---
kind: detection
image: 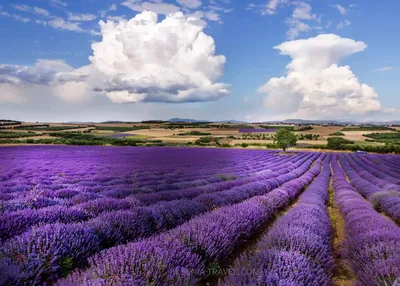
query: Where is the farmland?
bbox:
[1,122,400,154]
[0,146,399,285]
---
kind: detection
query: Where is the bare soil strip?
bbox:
[328,180,356,286]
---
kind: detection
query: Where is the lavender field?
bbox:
[0,146,399,285]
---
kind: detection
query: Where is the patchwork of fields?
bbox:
[2,123,400,154]
[0,146,399,285]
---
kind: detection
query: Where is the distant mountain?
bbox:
[283,119,342,124]
[168,118,248,123]
[363,121,400,125]
[218,120,246,123]
[67,121,95,124]
[100,121,139,124]
[168,118,210,123]
[61,119,400,126]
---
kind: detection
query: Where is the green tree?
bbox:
[275,129,297,152]
[327,137,354,150]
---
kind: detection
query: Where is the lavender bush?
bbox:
[222,155,333,285]
[1,146,399,285]
[332,156,400,285]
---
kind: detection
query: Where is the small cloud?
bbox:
[35,19,47,26]
[51,0,67,7]
[337,19,351,29]
[292,2,315,20]
[33,7,50,17]
[247,0,289,16]
[374,66,399,72]
[11,4,31,12]
[109,4,117,11]
[331,4,346,15]
[265,0,288,15]
[208,5,233,13]
[177,0,202,9]
[10,4,50,18]
[48,17,84,32]
[122,1,180,15]
[286,18,311,40]
[204,10,221,22]
[0,11,31,23]
[325,21,332,28]
[68,12,96,22]
[107,15,127,22]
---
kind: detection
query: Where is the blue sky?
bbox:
[0,0,399,122]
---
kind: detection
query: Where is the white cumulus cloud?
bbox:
[0,11,229,105]
[89,11,228,103]
[259,34,385,118]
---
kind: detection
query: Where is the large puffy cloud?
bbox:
[90,11,229,103]
[0,11,228,105]
[259,34,385,118]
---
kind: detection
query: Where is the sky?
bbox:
[0,0,399,122]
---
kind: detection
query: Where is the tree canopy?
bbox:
[275,129,297,152]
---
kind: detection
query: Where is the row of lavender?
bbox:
[0,146,277,203]
[219,154,400,286]
[331,157,400,285]
[0,146,301,213]
[0,152,315,242]
[0,148,320,285]
[339,154,400,224]
[1,146,399,285]
[57,154,325,285]
[51,153,400,285]
[222,155,333,285]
